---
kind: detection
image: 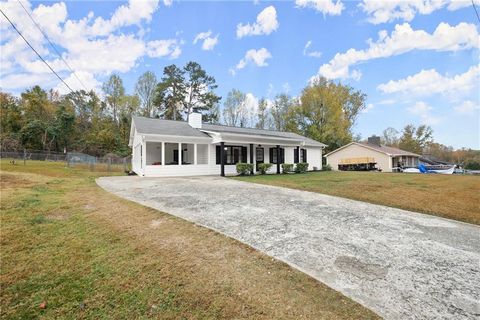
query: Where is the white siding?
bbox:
[131,131,143,175]
[307,147,322,170]
[197,144,209,164]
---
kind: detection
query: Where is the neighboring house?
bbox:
[325,136,420,172]
[129,112,326,177]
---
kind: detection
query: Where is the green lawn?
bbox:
[233,171,480,225]
[0,160,378,319]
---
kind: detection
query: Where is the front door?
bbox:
[256,147,264,171]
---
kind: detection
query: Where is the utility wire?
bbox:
[0,8,75,93]
[472,0,480,24]
[16,0,89,92]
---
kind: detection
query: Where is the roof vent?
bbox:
[188,112,202,129]
[367,135,381,146]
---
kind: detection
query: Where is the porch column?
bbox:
[220,142,225,177]
[194,143,198,165]
[141,138,146,171]
[178,143,182,166]
[161,142,165,166]
[249,143,254,174]
[276,145,280,174]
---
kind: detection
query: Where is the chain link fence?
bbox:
[1,150,131,172]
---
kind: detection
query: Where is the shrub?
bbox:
[465,160,480,170]
[258,163,273,175]
[322,164,332,171]
[281,163,294,174]
[295,162,309,173]
[236,163,253,176]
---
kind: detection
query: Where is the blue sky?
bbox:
[1,0,479,148]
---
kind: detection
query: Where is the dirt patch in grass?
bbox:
[1,160,378,319]
[233,171,480,225]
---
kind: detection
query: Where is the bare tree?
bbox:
[135,71,157,117]
[222,89,247,127]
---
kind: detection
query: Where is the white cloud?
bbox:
[295,0,344,16]
[193,31,219,51]
[315,22,479,80]
[360,0,480,24]
[147,39,182,59]
[378,65,480,97]
[454,100,480,114]
[230,48,272,75]
[407,101,441,125]
[163,0,173,6]
[378,99,396,105]
[236,6,279,38]
[303,40,322,58]
[88,0,159,36]
[54,71,102,94]
[0,0,182,93]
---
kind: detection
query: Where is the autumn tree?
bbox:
[398,124,433,154]
[286,77,366,152]
[102,74,125,124]
[0,92,22,151]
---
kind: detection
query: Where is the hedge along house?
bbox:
[129,112,326,177]
[324,136,420,172]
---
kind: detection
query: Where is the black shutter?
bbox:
[241,147,247,163]
[281,148,285,164]
[269,148,274,163]
[216,146,220,164]
[294,148,299,163]
[302,149,307,163]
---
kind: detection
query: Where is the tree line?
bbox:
[380,125,480,169]
[1,60,478,167]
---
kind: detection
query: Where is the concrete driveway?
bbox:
[97,176,480,319]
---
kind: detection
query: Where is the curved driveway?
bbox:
[97,176,480,319]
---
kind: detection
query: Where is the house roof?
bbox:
[132,116,327,147]
[201,123,327,147]
[132,116,210,138]
[325,142,420,157]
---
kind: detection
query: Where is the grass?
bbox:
[0,160,378,319]
[233,171,480,225]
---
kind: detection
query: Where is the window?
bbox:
[301,148,307,163]
[294,148,299,163]
[269,147,285,164]
[216,145,247,165]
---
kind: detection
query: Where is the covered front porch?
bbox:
[392,155,419,168]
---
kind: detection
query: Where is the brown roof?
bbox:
[358,142,420,157]
[325,142,420,157]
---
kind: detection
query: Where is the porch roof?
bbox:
[201,124,327,147]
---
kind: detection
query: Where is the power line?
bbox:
[16,0,89,92]
[0,8,75,93]
[472,0,480,24]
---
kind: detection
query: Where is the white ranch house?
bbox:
[129,112,326,177]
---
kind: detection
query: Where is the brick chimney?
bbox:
[367,135,381,146]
